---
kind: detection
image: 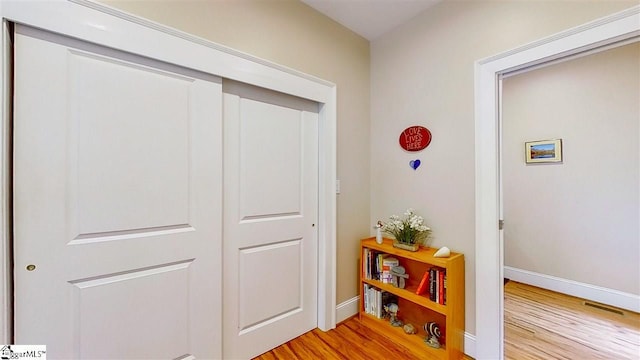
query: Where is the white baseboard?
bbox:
[504,266,640,313]
[464,332,476,358]
[336,296,359,323]
[334,295,476,358]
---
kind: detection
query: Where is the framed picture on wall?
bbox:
[525,139,563,164]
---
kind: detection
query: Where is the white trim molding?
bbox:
[475,5,639,359]
[464,332,476,359]
[504,267,640,313]
[0,0,337,345]
[336,296,359,324]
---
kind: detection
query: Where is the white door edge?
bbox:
[0,19,12,344]
[474,5,640,359]
[0,0,337,344]
[317,88,338,331]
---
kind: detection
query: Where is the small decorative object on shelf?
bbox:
[424,321,442,349]
[403,323,418,335]
[384,303,403,327]
[375,220,384,245]
[390,265,408,289]
[381,208,432,252]
[434,246,451,258]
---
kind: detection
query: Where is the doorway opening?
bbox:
[474,6,640,359]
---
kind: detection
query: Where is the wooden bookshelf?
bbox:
[359,237,465,360]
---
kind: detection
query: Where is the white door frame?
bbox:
[0,0,337,344]
[474,6,639,359]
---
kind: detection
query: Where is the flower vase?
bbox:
[392,241,419,252]
[375,228,383,244]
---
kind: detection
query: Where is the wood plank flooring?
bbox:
[505,281,640,360]
[254,281,639,359]
[252,316,460,360]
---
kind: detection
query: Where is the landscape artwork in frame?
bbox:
[525,139,562,164]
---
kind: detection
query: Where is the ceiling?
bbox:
[301,0,442,41]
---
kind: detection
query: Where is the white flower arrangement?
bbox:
[381,208,431,245]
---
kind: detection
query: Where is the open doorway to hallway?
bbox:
[501,41,640,359]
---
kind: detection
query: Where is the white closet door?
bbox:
[223,82,319,359]
[13,25,222,359]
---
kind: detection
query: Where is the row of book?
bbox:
[363,249,399,284]
[363,249,447,305]
[416,267,447,305]
[363,284,398,319]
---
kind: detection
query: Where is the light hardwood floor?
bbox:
[254,281,639,359]
[505,280,640,360]
[252,315,470,360]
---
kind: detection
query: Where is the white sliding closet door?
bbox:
[223,81,319,359]
[13,24,222,359]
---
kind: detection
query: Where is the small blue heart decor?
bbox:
[409,159,421,170]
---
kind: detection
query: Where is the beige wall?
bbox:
[101,0,638,339]
[502,43,639,295]
[100,0,371,304]
[370,0,637,335]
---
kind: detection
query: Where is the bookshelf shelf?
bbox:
[359,237,465,360]
[362,278,447,314]
[360,312,448,357]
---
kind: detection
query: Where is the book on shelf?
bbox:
[369,285,375,316]
[429,268,436,302]
[435,268,440,304]
[377,253,383,282]
[364,284,371,315]
[438,270,444,305]
[363,248,372,280]
[427,266,447,305]
[363,249,401,285]
[363,249,368,279]
[363,249,384,281]
[381,257,398,284]
[443,272,447,305]
[416,271,429,295]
